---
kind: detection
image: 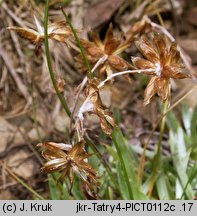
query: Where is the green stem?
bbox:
[148,99,169,196]
[157,100,169,157]
[112,129,133,199]
[61,9,93,78]
[44,0,71,117]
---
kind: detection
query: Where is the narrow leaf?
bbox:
[112,128,147,200]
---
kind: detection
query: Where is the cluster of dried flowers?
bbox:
[7,14,191,198]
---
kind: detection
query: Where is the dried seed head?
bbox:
[133,34,191,105]
[38,141,99,194]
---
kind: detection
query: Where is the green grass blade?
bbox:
[181,161,197,199]
[156,171,172,199]
[191,106,197,161]
[182,103,192,136]
[48,174,59,200]
[61,182,71,200]
[169,128,194,199]
[166,111,180,133]
[116,162,130,199]
[191,105,197,147]
[112,127,147,200]
[71,177,85,200]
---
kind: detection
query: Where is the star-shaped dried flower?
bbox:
[38,141,99,193]
[132,34,191,105]
[75,24,133,77]
[7,15,72,54]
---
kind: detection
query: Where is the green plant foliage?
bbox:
[167,104,197,199]
[112,128,147,200]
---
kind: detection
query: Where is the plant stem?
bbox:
[61,9,93,78]
[146,58,170,195]
[44,0,71,117]
[112,128,133,199]
[156,12,165,27]
[148,98,169,196]
[148,77,171,197]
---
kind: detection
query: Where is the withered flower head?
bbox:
[132,34,191,105]
[7,15,72,54]
[75,24,132,77]
[39,141,99,192]
[85,78,116,135]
